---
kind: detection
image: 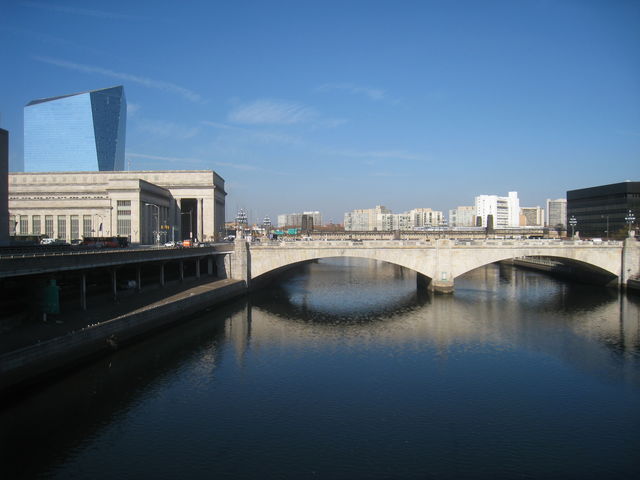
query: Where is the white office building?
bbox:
[475,191,520,228]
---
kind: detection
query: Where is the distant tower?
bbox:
[262,216,271,228]
[236,208,248,226]
[24,86,126,172]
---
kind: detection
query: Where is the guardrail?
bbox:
[0,243,232,259]
[249,239,623,248]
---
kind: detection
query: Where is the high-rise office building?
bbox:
[24,86,126,172]
[567,182,640,238]
[545,198,567,229]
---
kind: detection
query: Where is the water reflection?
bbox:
[1,259,639,479]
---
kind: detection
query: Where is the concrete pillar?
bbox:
[80,273,87,311]
[160,263,165,287]
[208,256,213,276]
[179,261,184,282]
[621,237,640,288]
[136,266,141,292]
[198,198,204,241]
[431,238,454,294]
[230,237,250,285]
[216,255,228,278]
[196,257,201,278]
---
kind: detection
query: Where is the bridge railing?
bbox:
[249,238,623,248]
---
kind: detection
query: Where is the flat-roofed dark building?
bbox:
[567,181,640,238]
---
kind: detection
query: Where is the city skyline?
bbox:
[1,1,638,223]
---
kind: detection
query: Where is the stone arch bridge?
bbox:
[226,238,639,293]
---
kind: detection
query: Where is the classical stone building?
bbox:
[8,170,226,244]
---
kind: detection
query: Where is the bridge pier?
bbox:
[429,280,454,294]
[417,273,454,294]
[416,272,454,294]
[622,236,640,288]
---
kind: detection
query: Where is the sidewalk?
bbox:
[0,276,241,355]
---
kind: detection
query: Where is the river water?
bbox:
[1,258,639,479]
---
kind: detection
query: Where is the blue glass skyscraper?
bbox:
[24,86,126,172]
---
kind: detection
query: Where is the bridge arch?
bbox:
[249,248,436,282]
[451,249,620,281]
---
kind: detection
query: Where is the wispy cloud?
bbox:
[214,161,263,172]
[317,83,386,101]
[20,1,137,20]
[127,102,141,116]
[329,149,426,161]
[33,56,202,102]
[126,152,205,167]
[228,99,317,125]
[136,118,201,139]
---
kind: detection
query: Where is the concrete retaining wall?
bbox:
[0,279,246,394]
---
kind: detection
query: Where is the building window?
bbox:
[83,215,92,237]
[32,215,41,235]
[57,216,67,240]
[70,215,79,240]
[9,215,16,235]
[117,200,132,237]
[45,215,54,238]
[20,215,29,235]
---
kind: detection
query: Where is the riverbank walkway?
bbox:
[0,276,242,355]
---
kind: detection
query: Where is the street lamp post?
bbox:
[625,210,636,237]
[144,203,160,246]
[569,215,577,238]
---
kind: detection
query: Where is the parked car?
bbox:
[163,241,177,247]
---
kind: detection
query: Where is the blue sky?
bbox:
[1,0,638,223]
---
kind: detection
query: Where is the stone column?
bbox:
[230,237,250,286]
[136,266,142,292]
[216,254,228,279]
[199,198,204,241]
[621,237,640,288]
[196,257,201,278]
[430,238,454,293]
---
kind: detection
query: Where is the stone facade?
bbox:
[8,170,226,244]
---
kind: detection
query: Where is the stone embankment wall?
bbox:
[0,279,246,394]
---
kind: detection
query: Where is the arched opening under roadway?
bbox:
[455,255,618,287]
